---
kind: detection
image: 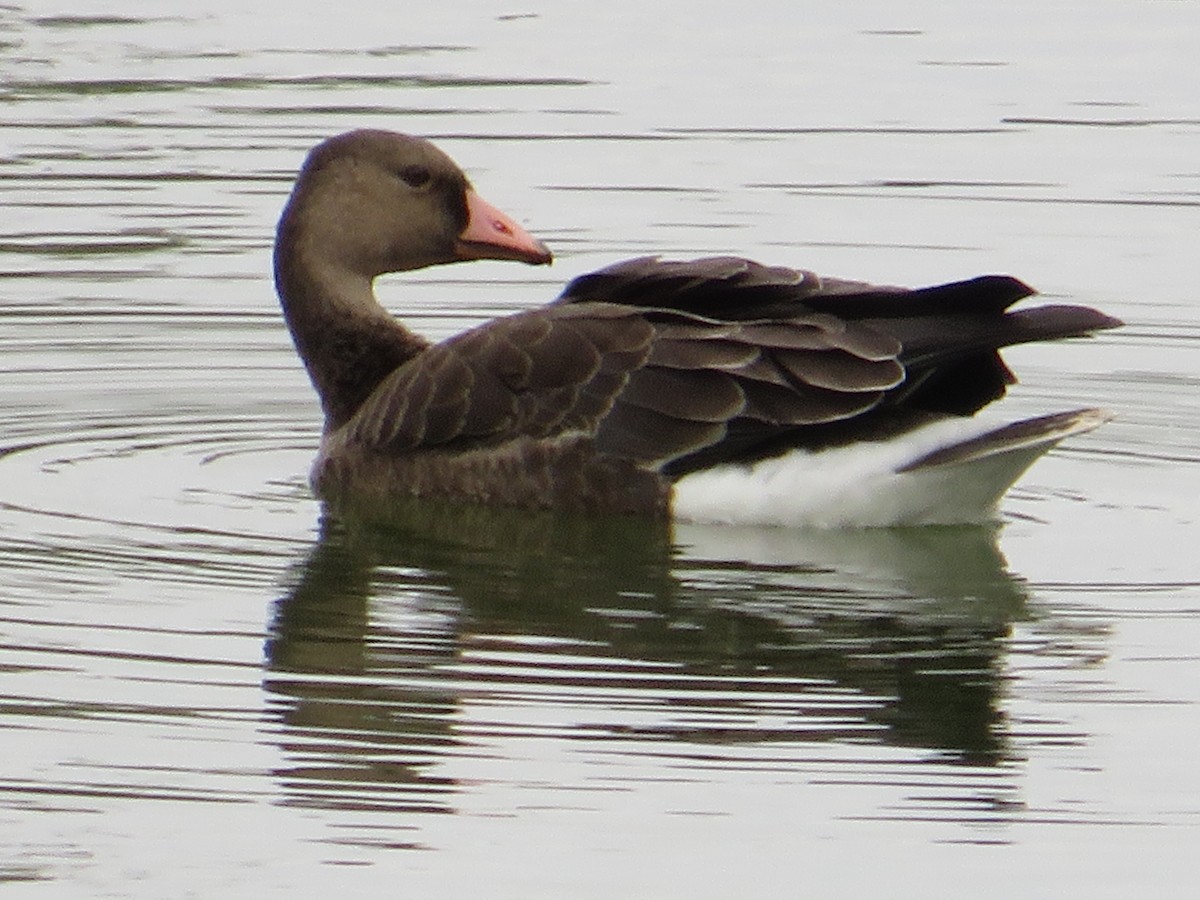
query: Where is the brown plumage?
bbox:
[274,129,1121,519]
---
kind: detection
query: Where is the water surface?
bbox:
[1,1,1197,896]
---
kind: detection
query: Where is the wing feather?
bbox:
[618,367,746,422]
[774,349,905,392]
[593,402,727,464]
[341,256,1117,477]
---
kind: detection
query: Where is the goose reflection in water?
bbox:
[263,503,1028,819]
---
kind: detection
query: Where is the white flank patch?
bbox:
[672,416,1066,529]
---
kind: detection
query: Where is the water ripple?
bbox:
[0,2,1197,890]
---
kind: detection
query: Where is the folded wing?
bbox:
[346,256,1120,476]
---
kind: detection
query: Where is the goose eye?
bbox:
[397,165,432,188]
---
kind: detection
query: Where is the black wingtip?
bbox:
[1009,304,1124,341]
[906,274,1037,314]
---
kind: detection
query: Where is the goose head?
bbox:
[275,129,552,285]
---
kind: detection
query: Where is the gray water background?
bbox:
[1,1,1198,896]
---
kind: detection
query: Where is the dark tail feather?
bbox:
[874,304,1122,369]
[870,304,1120,416]
[1005,304,1124,343]
[801,274,1036,318]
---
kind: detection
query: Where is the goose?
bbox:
[274,129,1120,527]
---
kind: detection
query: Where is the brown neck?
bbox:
[274,231,429,434]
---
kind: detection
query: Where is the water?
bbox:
[1,1,1198,896]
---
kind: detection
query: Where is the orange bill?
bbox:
[455,190,552,265]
